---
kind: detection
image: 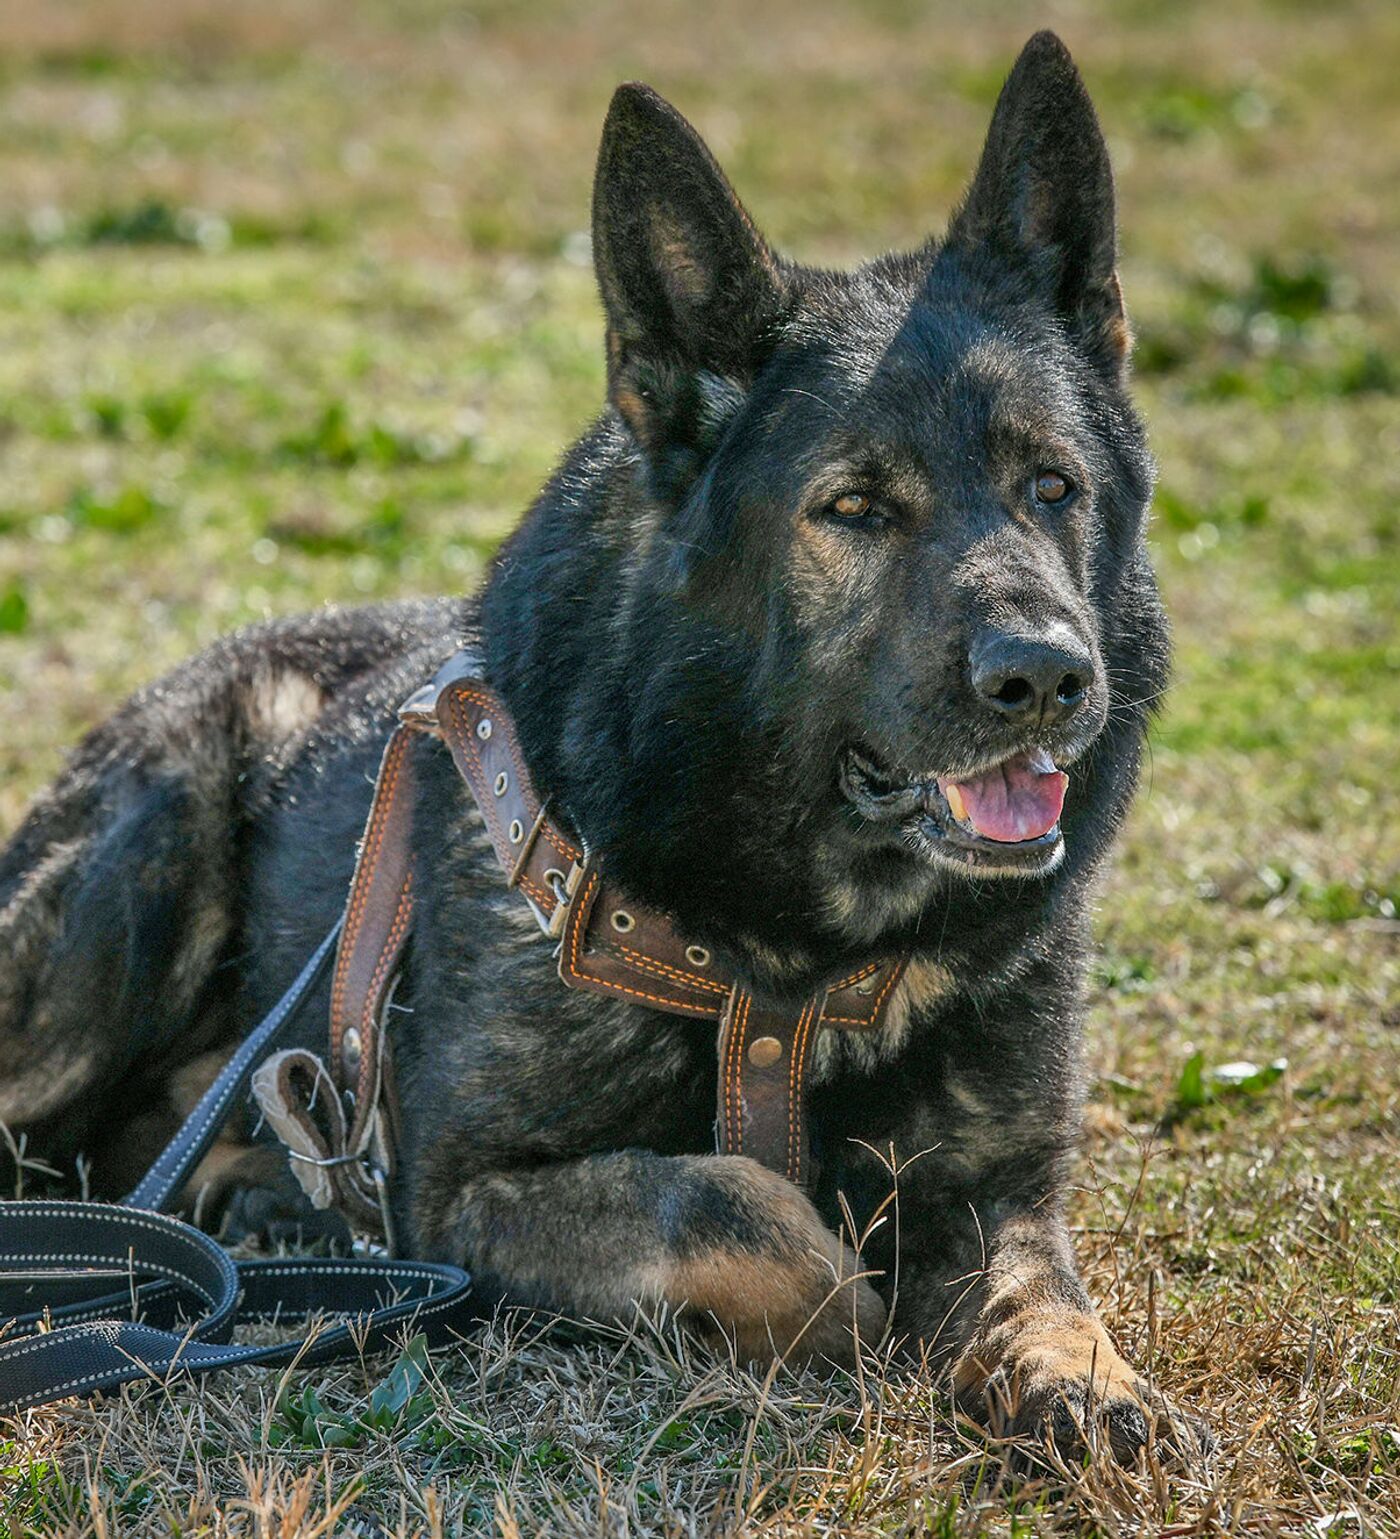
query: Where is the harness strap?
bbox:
[399,652,584,936]
[265,651,909,1232]
[717,985,830,1186]
[407,660,908,1191]
[3,649,907,1412]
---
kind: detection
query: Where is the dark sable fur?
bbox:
[0,34,1208,1465]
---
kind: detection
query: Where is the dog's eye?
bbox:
[1033,471,1073,506]
[830,492,872,519]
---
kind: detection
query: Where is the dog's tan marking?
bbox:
[242,667,325,744]
[0,1049,98,1126]
[165,896,233,1016]
[648,1162,885,1363]
[1103,273,1132,363]
[181,1141,283,1225]
[953,1212,1146,1436]
[168,1049,234,1115]
[955,1300,1135,1401]
[165,1047,282,1220]
[655,1241,884,1364]
[810,956,954,1082]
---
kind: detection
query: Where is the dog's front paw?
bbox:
[957,1326,1213,1473]
[977,1365,1213,1472]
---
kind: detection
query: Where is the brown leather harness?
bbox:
[252,652,905,1247]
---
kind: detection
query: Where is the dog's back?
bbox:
[0,597,463,1206]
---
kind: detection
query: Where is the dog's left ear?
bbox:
[945,32,1128,379]
[593,83,783,496]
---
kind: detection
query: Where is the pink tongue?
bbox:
[944,754,1068,843]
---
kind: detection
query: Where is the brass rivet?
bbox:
[685,945,711,968]
[508,819,524,843]
[494,771,509,796]
[610,910,635,933]
[748,1035,783,1068]
[476,718,492,740]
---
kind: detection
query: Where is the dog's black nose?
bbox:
[971,630,1093,727]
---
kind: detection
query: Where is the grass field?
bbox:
[1,0,1398,1533]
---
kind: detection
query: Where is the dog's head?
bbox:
[512,33,1167,957]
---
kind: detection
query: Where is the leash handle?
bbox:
[0,1200,474,1415]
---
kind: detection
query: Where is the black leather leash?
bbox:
[0,921,477,1415]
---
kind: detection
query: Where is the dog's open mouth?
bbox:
[840,745,1069,874]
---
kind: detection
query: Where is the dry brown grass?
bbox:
[5,1151,1396,1537]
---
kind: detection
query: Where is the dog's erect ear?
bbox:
[593,83,783,492]
[945,32,1128,377]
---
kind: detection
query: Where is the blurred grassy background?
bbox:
[1,0,1397,1532]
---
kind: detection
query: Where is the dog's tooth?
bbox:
[945,782,969,822]
[1027,747,1057,774]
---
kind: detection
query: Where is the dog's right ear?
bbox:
[944,33,1128,380]
[592,84,783,495]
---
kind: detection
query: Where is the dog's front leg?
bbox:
[905,1206,1211,1468]
[418,1150,885,1364]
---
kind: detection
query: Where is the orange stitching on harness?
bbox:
[798,996,820,1177]
[331,729,406,1060]
[720,993,733,1153]
[820,959,903,1026]
[440,691,504,851]
[736,992,754,1154]
[786,997,816,1181]
[829,961,882,992]
[362,875,414,1034]
[568,869,599,977]
[602,940,729,995]
[723,991,739,1154]
[451,686,582,863]
[440,686,583,879]
[562,870,718,1012]
[355,871,414,1104]
[736,994,749,1152]
[720,989,739,1154]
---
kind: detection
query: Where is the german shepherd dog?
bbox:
[0,34,1210,1465]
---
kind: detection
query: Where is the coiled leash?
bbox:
[2,651,905,1413]
[0,923,477,1415]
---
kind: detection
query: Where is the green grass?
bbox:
[2,0,1398,1533]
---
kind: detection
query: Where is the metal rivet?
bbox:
[610,910,635,933]
[508,819,524,844]
[343,1026,362,1063]
[748,1035,783,1068]
[685,945,711,968]
[854,980,875,996]
[494,771,509,796]
[476,718,492,740]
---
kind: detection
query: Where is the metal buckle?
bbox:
[397,679,445,735]
[398,652,484,733]
[521,857,584,939]
[505,801,553,889]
